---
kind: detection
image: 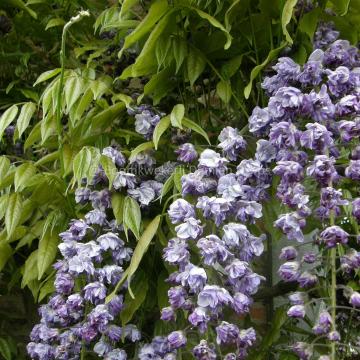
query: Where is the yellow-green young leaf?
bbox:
[123,196,141,239]
[73,146,101,185]
[100,154,117,188]
[38,277,55,302]
[0,243,12,271]
[187,49,206,86]
[129,141,154,162]
[153,115,170,150]
[112,193,126,225]
[126,215,161,296]
[16,102,36,139]
[21,250,39,288]
[74,87,93,121]
[191,7,232,49]
[0,194,9,220]
[4,225,27,243]
[170,104,184,128]
[173,38,187,73]
[282,0,298,44]
[35,151,59,167]
[0,156,10,178]
[330,0,351,15]
[121,270,149,324]
[216,80,232,103]
[24,122,41,150]
[5,193,22,239]
[45,17,65,30]
[90,77,111,100]
[91,102,126,130]
[182,117,210,144]
[221,55,243,80]
[40,115,56,143]
[160,171,174,201]
[8,0,37,18]
[119,0,169,56]
[0,105,18,140]
[38,230,59,279]
[64,75,83,113]
[244,43,286,99]
[33,68,61,86]
[14,162,36,191]
[120,0,139,18]
[174,166,185,192]
[0,170,14,192]
[62,144,74,176]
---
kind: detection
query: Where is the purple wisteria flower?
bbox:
[217,127,246,161]
[198,149,228,177]
[175,143,198,162]
[319,225,349,248]
[287,305,305,318]
[278,261,300,282]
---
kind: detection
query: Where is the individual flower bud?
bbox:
[167,331,187,350]
[327,331,340,341]
[302,252,317,264]
[175,143,198,163]
[279,246,298,260]
[287,305,305,318]
[278,261,300,282]
[350,291,360,307]
[319,226,349,248]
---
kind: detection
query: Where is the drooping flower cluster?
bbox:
[139,129,269,359]
[249,24,360,358]
[27,144,173,360]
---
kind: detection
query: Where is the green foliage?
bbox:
[1,0,360,357]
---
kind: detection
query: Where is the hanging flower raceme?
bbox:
[139,128,269,360]
[248,22,360,358]
[27,143,171,360]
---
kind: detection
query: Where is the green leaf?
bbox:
[33,68,61,86]
[62,144,74,176]
[5,193,22,239]
[160,171,175,201]
[45,17,65,30]
[120,270,149,324]
[100,154,117,188]
[299,8,320,40]
[224,0,241,30]
[170,104,184,129]
[126,215,160,296]
[174,167,185,193]
[119,0,169,57]
[0,156,10,179]
[21,250,39,288]
[74,87,93,121]
[73,146,101,186]
[0,338,12,360]
[173,38,187,73]
[0,105,18,140]
[153,115,170,150]
[38,278,55,302]
[64,75,83,113]
[191,7,232,49]
[221,55,243,80]
[330,0,351,15]
[90,102,126,130]
[37,230,58,280]
[24,120,41,150]
[129,141,154,162]
[187,49,206,86]
[244,43,286,99]
[0,243,12,272]
[282,0,298,44]
[216,80,232,103]
[7,0,37,18]
[15,102,36,139]
[126,11,174,78]
[123,196,141,239]
[112,193,126,225]
[182,117,210,144]
[120,0,139,18]
[14,162,36,192]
